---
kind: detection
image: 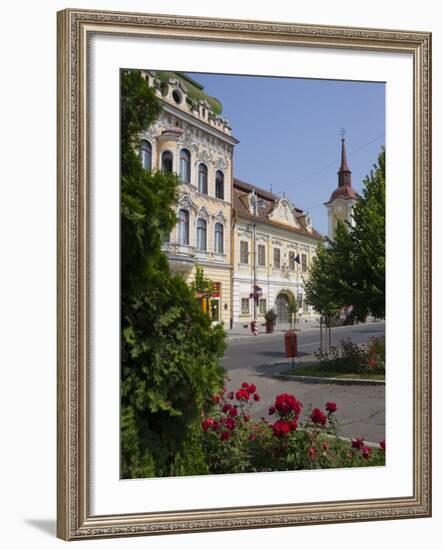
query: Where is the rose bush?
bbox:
[314,337,385,376]
[201,383,386,474]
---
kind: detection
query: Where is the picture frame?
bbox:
[57,8,431,540]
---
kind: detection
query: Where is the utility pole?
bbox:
[251,189,258,334]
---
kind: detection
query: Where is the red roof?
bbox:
[328,185,358,202]
[233,178,324,240]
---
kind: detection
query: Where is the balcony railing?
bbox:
[162,242,196,257]
[162,242,227,264]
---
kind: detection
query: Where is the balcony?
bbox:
[162,242,228,270]
[162,242,196,273]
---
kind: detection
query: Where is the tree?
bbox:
[305,148,385,321]
[349,148,385,320]
[189,265,216,298]
[120,70,226,479]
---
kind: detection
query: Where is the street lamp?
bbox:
[250,189,258,335]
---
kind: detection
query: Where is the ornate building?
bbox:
[139,71,238,325]
[325,137,358,240]
[232,179,324,327]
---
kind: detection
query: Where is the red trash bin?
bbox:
[284,331,298,357]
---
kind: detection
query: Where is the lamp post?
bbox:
[251,189,257,334]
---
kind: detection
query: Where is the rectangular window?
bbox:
[259,298,267,315]
[257,244,266,267]
[240,241,249,264]
[274,247,280,268]
[302,253,308,273]
[289,251,295,270]
[241,298,250,314]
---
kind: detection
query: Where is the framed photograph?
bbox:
[57,8,431,540]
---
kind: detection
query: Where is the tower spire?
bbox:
[338,135,352,187]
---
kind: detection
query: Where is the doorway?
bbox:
[275,293,290,324]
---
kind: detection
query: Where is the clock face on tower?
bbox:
[336,205,343,213]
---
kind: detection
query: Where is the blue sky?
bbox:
[187,72,385,236]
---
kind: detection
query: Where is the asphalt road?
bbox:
[222,321,386,371]
[220,322,386,443]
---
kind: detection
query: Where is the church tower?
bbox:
[325,136,357,240]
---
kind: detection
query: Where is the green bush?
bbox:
[314,337,385,375]
[120,69,226,479]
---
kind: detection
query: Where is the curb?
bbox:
[273,373,385,386]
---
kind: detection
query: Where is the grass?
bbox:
[281,361,385,381]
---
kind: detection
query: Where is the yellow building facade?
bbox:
[139,71,238,326]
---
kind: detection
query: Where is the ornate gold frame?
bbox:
[57,8,431,540]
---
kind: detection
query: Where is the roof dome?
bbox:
[328,185,357,202]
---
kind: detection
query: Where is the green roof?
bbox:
[156,71,223,115]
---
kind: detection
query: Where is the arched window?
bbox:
[178,209,189,245]
[161,151,173,173]
[196,218,207,251]
[214,223,224,253]
[198,163,208,194]
[139,140,152,171]
[215,170,224,199]
[179,149,191,183]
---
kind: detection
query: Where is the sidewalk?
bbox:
[226,319,320,340]
[226,317,382,340]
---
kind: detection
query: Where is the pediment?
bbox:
[177,193,197,212]
[268,198,300,228]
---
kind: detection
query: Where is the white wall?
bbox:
[0,1,440,549]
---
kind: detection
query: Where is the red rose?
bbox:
[222,403,232,413]
[253,393,260,401]
[268,406,276,415]
[241,382,249,389]
[274,393,302,416]
[228,391,234,399]
[288,420,298,431]
[235,389,250,401]
[229,406,238,417]
[362,446,372,459]
[249,433,257,441]
[380,439,386,451]
[323,441,329,451]
[311,408,327,426]
[220,431,230,441]
[325,401,337,413]
[272,420,291,437]
[212,394,221,404]
[247,384,257,394]
[308,447,318,460]
[202,418,215,431]
[351,437,365,449]
[224,417,236,430]
[243,413,250,422]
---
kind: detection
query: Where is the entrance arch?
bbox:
[275,292,292,324]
